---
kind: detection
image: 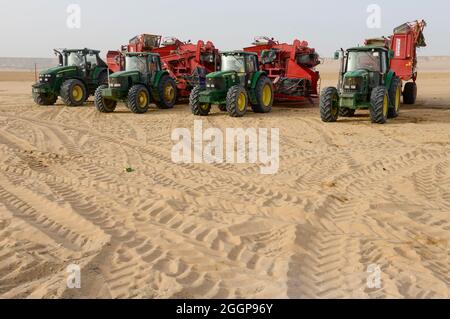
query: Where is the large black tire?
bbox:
[370,86,389,124]
[226,86,248,118]
[32,92,57,106]
[156,75,177,109]
[339,107,355,117]
[403,82,417,105]
[60,79,87,107]
[94,85,117,113]
[388,77,402,119]
[320,87,340,122]
[251,76,273,113]
[128,85,150,114]
[190,86,211,116]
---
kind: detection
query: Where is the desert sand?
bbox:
[0,59,449,298]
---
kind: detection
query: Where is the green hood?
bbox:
[110,70,140,79]
[344,69,369,78]
[206,70,237,79]
[40,65,78,76]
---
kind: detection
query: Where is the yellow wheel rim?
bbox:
[395,86,401,112]
[383,94,388,117]
[164,84,175,101]
[237,92,246,111]
[200,103,209,110]
[72,85,83,102]
[262,84,272,106]
[138,91,148,107]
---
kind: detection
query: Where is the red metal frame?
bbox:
[389,20,427,83]
[107,35,220,98]
[244,37,321,102]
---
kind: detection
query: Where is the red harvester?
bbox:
[107,34,220,99]
[244,37,321,102]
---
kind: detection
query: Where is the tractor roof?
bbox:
[347,45,389,52]
[60,48,101,54]
[125,52,160,57]
[222,51,257,56]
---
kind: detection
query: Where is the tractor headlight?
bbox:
[343,77,363,92]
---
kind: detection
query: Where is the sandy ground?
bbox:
[0,67,449,299]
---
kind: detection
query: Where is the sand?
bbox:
[0,61,449,298]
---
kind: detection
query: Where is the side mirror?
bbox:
[389,51,395,59]
[334,51,340,60]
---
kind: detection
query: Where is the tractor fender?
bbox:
[384,71,396,90]
[153,70,170,88]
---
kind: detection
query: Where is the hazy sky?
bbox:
[0,0,448,58]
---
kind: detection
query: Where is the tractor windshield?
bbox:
[65,52,85,67]
[125,56,148,73]
[346,51,381,72]
[221,55,245,73]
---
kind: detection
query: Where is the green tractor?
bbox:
[189,51,274,117]
[94,52,177,114]
[32,49,110,106]
[320,45,402,124]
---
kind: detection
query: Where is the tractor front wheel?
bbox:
[218,104,227,112]
[403,82,417,105]
[33,92,57,106]
[61,79,87,107]
[190,86,211,116]
[252,76,273,113]
[370,86,389,124]
[128,85,150,114]
[388,77,402,118]
[156,75,177,109]
[226,86,248,118]
[94,85,117,113]
[320,87,340,122]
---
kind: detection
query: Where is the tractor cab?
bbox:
[54,49,106,77]
[124,52,162,74]
[339,47,392,96]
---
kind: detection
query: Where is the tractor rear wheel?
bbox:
[370,86,389,124]
[190,86,211,116]
[339,108,355,117]
[252,76,273,113]
[320,87,340,122]
[403,82,417,105]
[33,92,57,106]
[156,75,177,109]
[128,85,150,114]
[388,77,402,118]
[61,79,87,107]
[226,86,248,118]
[94,85,117,113]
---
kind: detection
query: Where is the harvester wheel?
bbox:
[226,86,248,118]
[32,92,57,106]
[339,108,355,117]
[61,79,87,107]
[388,77,402,118]
[156,75,177,109]
[252,76,273,113]
[403,82,417,105]
[370,86,389,124]
[94,85,117,113]
[190,86,210,116]
[128,85,150,114]
[320,87,340,122]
